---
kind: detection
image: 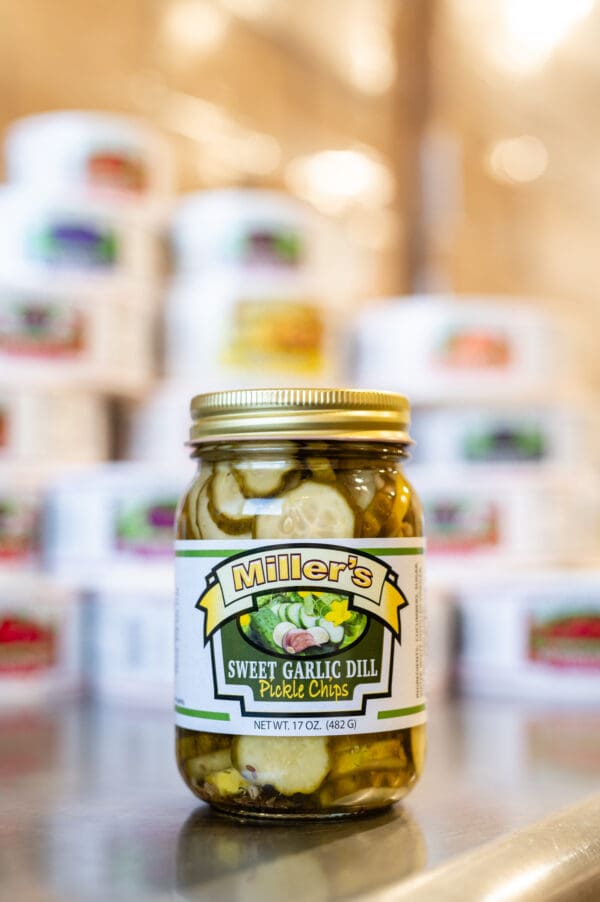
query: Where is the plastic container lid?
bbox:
[0,185,162,288]
[162,269,343,386]
[43,462,187,587]
[0,569,76,601]
[354,294,584,406]
[456,568,600,702]
[0,278,156,398]
[171,189,312,272]
[127,380,199,464]
[5,110,174,205]
[0,571,81,707]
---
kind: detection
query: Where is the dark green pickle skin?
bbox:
[176,441,425,819]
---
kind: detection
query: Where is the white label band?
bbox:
[175,537,425,737]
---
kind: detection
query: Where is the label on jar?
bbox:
[175,538,425,737]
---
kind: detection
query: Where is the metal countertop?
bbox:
[1,697,599,901]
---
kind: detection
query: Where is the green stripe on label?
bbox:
[177,547,424,558]
[175,705,231,721]
[364,547,424,556]
[377,703,426,720]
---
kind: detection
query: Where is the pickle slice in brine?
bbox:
[330,738,406,777]
[339,470,378,511]
[382,478,412,537]
[205,767,249,797]
[306,457,337,484]
[254,480,356,539]
[182,463,213,539]
[410,724,426,778]
[232,461,297,498]
[197,474,253,538]
[360,476,396,537]
[232,735,331,795]
[212,465,250,516]
[185,749,232,782]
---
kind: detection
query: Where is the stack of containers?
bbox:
[45,463,184,708]
[354,295,600,700]
[112,189,346,705]
[0,111,174,707]
[129,189,344,465]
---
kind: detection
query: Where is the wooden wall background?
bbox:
[427,2,600,327]
[0,0,596,344]
[0,0,431,299]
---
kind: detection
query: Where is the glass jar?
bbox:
[175,388,426,819]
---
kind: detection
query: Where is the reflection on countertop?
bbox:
[177,807,426,902]
[0,698,599,902]
[177,805,426,902]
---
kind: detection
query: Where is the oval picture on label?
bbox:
[238,589,367,658]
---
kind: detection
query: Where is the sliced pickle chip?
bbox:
[330,738,405,777]
[197,476,253,539]
[232,461,297,498]
[382,478,412,537]
[346,471,378,511]
[232,735,330,795]
[306,457,337,484]
[184,482,203,540]
[360,477,396,538]
[177,734,200,760]
[254,481,355,539]
[176,729,231,760]
[205,767,249,797]
[410,724,426,778]
[212,465,248,517]
[182,463,213,539]
[186,749,232,782]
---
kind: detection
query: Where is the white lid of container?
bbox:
[0,278,156,401]
[171,188,312,272]
[354,294,584,405]
[0,270,160,318]
[358,293,556,324]
[166,263,319,298]
[458,565,600,597]
[456,567,600,701]
[86,564,174,598]
[5,111,174,203]
[45,460,187,498]
[127,379,199,464]
[0,183,158,229]
[0,461,93,488]
[0,185,162,293]
[0,570,77,606]
[0,392,115,465]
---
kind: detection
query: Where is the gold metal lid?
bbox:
[189,388,411,444]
